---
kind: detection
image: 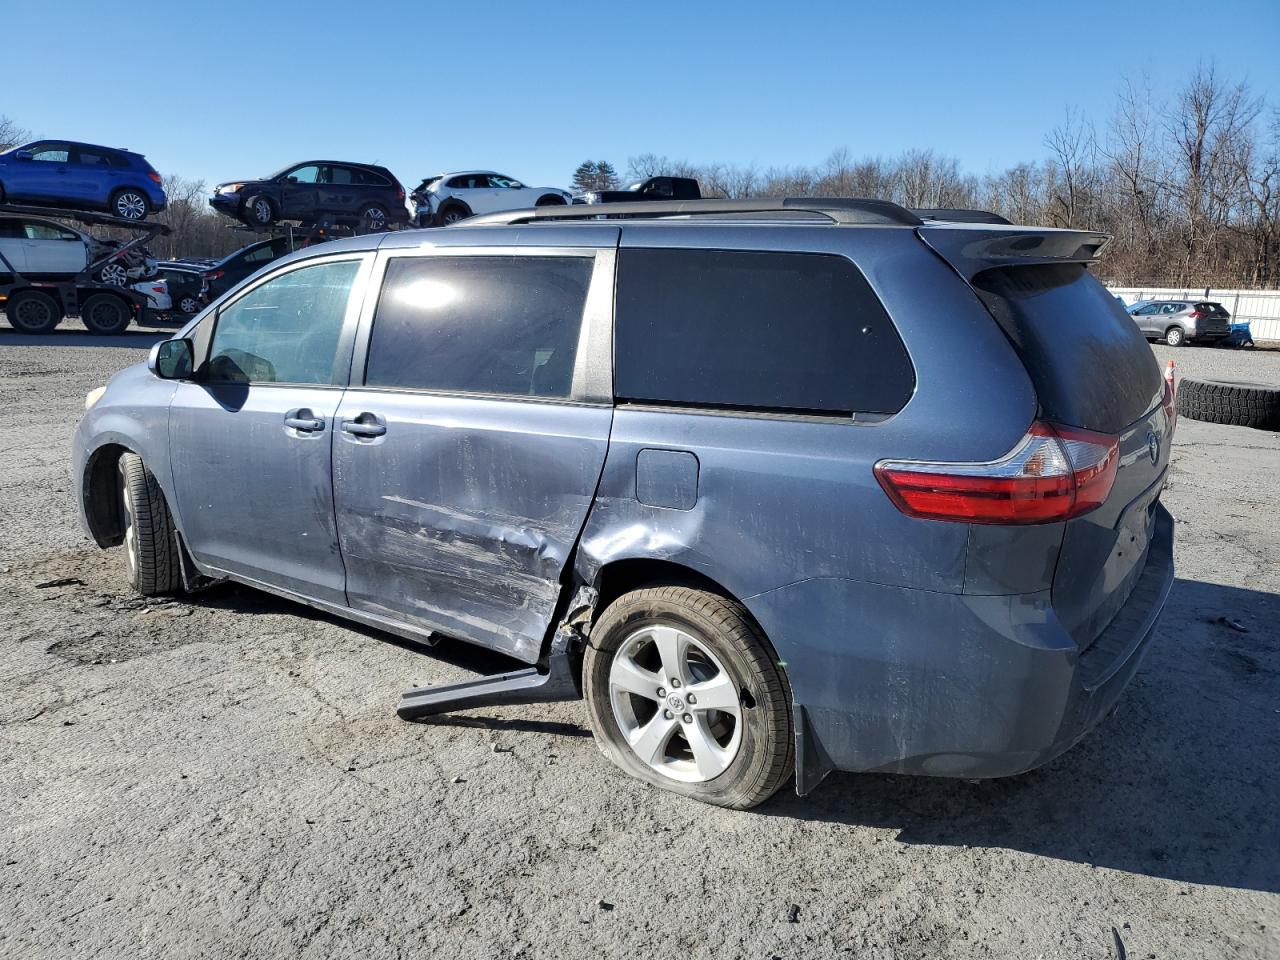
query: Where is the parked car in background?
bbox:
[0,215,90,278]
[200,236,301,300]
[410,172,572,226]
[132,277,171,313]
[210,162,409,231]
[73,199,1174,809]
[1128,299,1231,346]
[0,140,166,221]
[155,263,208,315]
[574,176,702,204]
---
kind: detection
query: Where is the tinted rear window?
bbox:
[365,255,592,399]
[614,249,914,415]
[972,264,1160,433]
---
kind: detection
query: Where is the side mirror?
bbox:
[13,149,33,161]
[286,176,299,184]
[509,182,524,189]
[149,338,194,380]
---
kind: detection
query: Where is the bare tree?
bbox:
[0,114,31,151]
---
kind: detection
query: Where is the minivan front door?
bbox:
[331,247,615,663]
[169,254,370,604]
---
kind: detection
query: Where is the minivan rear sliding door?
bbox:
[331,243,617,663]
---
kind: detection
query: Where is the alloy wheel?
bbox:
[607,623,743,783]
[99,263,128,286]
[115,192,147,220]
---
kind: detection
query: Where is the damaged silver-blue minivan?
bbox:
[73,199,1175,809]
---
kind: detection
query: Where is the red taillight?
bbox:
[396,181,405,202]
[204,269,224,280]
[874,421,1119,525]
[148,171,163,184]
[1189,310,1204,320]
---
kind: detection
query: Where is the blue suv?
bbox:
[0,140,166,221]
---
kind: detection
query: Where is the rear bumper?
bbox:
[746,505,1175,794]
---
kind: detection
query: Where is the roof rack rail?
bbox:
[912,208,1011,225]
[465,197,923,227]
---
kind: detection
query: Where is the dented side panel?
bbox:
[332,392,612,662]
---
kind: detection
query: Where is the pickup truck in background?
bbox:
[573,176,702,204]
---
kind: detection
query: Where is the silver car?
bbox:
[1128,299,1231,346]
[72,199,1175,809]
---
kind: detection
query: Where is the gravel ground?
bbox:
[2,322,1278,960]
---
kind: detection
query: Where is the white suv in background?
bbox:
[409,171,571,226]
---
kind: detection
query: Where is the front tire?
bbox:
[111,189,150,221]
[117,453,181,596]
[535,194,567,207]
[1165,326,1186,347]
[96,262,129,286]
[583,585,793,809]
[242,194,276,226]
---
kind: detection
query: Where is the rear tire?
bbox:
[435,202,471,226]
[358,204,389,232]
[81,293,131,335]
[176,293,201,315]
[117,453,181,596]
[1177,378,1280,431]
[1165,326,1186,347]
[5,289,63,334]
[111,189,149,221]
[583,585,793,809]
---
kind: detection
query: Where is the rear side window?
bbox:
[614,249,914,415]
[972,264,1160,433]
[365,256,592,399]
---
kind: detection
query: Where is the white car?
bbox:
[409,171,572,226]
[131,277,171,312]
[0,215,89,277]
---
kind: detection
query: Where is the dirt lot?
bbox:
[2,321,1278,960]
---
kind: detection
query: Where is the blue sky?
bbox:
[6,0,1278,190]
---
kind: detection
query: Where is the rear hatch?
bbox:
[921,226,1170,650]
[1193,301,1231,336]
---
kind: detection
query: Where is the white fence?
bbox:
[1108,286,1280,342]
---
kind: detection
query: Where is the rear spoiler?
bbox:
[917,225,1111,279]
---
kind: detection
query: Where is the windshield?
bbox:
[625,182,643,191]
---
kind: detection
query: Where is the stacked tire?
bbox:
[1177,378,1280,431]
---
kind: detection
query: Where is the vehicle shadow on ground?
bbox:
[759,577,1280,894]
[0,330,168,349]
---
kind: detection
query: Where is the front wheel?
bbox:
[1166,326,1186,347]
[242,194,275,226]
[96,262,129,286]
[117,453,181,596]
[583,586,793,809]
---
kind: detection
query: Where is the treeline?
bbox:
[608,66,1280,287]
[5,62,1278,284]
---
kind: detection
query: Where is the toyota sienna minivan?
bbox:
[74,198,1175,809]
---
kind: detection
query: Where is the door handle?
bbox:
[341,414,387,438]
[284,408,325,433]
